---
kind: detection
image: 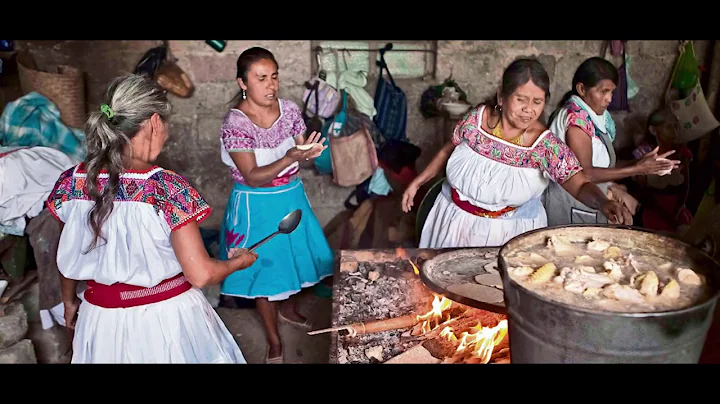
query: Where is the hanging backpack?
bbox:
[373,44,408,142]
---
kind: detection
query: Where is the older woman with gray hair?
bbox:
[46,74,257,363]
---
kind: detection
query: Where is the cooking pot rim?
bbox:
[498,224,720,318]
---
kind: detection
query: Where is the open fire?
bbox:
[448,319,508,364]
[402,291,509,364]
[397,247,510,364]
[415,293,453,333]
[326,247,510,364]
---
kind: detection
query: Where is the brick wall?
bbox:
[12,40,707,230]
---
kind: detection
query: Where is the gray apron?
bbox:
[543,130,616,226]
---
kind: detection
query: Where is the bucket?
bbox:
[498,225,720,363]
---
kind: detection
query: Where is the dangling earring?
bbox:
[490,104,502,129]
[242,89,247,100]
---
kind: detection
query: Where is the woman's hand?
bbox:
[636,146,680,175]
[286,131,327,162]
[607,184,639,215]
[228,248,258,269]
[63,296,81,330]
[402,180,421,213]
[600,199,634,225]
[400,141,456,214]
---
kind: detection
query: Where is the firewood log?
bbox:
[308,314,419,336]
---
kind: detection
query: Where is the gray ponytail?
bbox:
[83,74,172,252]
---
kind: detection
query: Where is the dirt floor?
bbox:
[212,287,333,364]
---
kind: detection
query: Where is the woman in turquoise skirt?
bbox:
[218,47,333,363]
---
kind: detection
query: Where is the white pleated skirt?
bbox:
[71,287,246,364]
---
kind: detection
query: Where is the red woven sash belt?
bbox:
[84,272,191,309]
[450,188,516,218]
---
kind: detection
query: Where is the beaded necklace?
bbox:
[491,120,526,146]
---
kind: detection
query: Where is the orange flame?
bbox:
[440,326,457,342]
[396,248,509,363]
[395,247,419,275]
[395,247,418,276]
[415,293,453,333]
[408,259,420,275]
[455,319,508,363]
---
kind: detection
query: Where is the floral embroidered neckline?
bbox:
[231,99,285,130]
[476,105,550,150]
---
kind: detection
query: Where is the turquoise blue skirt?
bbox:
[219,179,334,301]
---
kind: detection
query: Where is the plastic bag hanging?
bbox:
[664,40,720,143]
[671,40,701,98]
[625,53,639,100]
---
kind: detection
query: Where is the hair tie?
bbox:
[100,104,114,120]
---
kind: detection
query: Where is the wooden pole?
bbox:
[309,314,419,336]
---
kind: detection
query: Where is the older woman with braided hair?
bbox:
[46,74,256,363]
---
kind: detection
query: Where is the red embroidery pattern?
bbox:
[221,99,307,186]
[46,164,211,230]
[451,106,583,184]
[565,102,597,139]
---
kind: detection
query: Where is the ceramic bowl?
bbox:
[443,102,471,116]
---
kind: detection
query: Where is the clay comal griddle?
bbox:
[419,248,507,314]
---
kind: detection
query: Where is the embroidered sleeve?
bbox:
[531,132,583,184]
[565,103,595,138]
[451,107,481,146]
[45,166,75,223]
[284,100,307,138]
[159,171,212,231]
[221,122,256,152]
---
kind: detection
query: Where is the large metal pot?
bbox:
[498,225,720,364]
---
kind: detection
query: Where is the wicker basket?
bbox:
[16,51,86,129]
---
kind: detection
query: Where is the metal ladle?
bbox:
[247,209,302,252]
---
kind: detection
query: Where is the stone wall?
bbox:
[12,40,708,230]
[0,301,37,364]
